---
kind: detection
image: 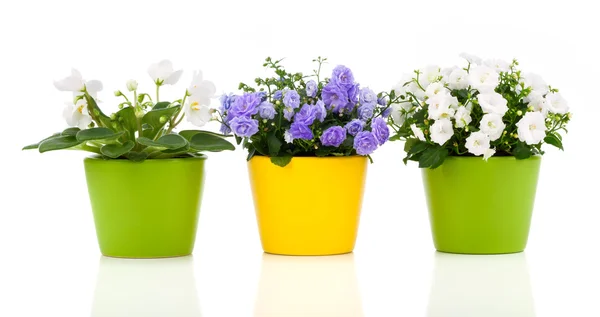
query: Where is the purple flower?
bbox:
[344,119,364,136]
[219,93,236,113]
[382,107,392,118]
[377,96,388,106]
[220,123,231,135]
[229,93,261,118]
[330,65,355,89]
[358,104,375,121]
[289,122,313,140]
[273,90,283,100]
[353,131,378,155]
[256,91,267,101]
[320,126,346,147]
[284,107,295,121]
[294,104,318,126]
[359,87,377,107]
[371,117,390,145]
[229,116,259,137]
[348,83,360,104]
[315,100,327,122]
[283,90,301,109]
[305,80,318,98]
[322,84,348,112]
[257,101,276,120]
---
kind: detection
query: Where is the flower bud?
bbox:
[503,130,507,135]
[528,106,534,111]
[276,100,281,105]
[159,116,168,124]
[93,109,100,116]
[465,126,469,132]
[263,119,268,123]
[126,80,138,92]
[118,104,124,109]
[517,110,523,116]
[424,119,429,125]
[110,113,117,120]
[114,90,123,97]
[112,122,118,129]
[88,122,95,128]
[568,113,572,119]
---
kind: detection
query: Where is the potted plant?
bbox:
[23,60,234,258]
[387,53,571,254]
[218,57,391,256]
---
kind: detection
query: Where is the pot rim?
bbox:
[444,155,541,161]
[84,154,207,163]
[249,155,367,161]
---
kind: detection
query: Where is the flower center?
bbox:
[474,140,480,146]
[529,124,536,130]
[77,105,84,114]
[191,101,200,111]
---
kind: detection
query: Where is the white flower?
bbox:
[454,106,472,128]
[483,59,510,73]
[390,102,413,126]
[477,92,508,116]
[54,68,103,98]
[517,111,547,145]
[479,113,506,141]
[430,118,454,145]
[187,70,216,104]
[393,74,425,100]
[520,73,549,102]
[427,95,456,120]
[465,131,491,156]
[483,148,496,161]
[447,68,469,90]
[126,80,138,92]
[148,60,183,86]
[527,95,549,116]
[425,82,448,100]
[447,95,460,110]
[545,92,569,114]
[284,130,294,143]
[184,95,212,127]
[410,124,426,141]
[459,52,482,65]
[63,99,92,129]
[419,65,442,89]
[468,65,499,92]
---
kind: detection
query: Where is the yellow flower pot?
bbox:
[248,156,368,256]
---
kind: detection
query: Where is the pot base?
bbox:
[100,253,192,259]
[264,250,354,257]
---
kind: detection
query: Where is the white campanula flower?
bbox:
[483,148,496,161]
[520,73,549,102]
[430,118,454,145]
[468,65,499,92]
[517,111,547,145]
[459,52,482,65]
[477,92,508,116]
[545,92,569,114]
[419,65,442,89]
[410,124,426,141]
[479,113,506,141]
[148,60,183,86]
[483,59,510,73]
[425,82,448,100]
[447,68,469,90]
[454,106,472,128]
[63,99,92,129]
[184,95,212,127]
[428,95,456,120]
[188,70,216,105]
[284,130,294,143]
[393,74,425,100]
[54,68,103,98]
[390,102,413,126]
[465,131,491,156]
[126,80,138,92]
[527,95,549,116]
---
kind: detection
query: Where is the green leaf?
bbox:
[413,108,427,122]
[76,127,124,142]
[84,94,113,128]
[270,155,292,167]
[115,106,137,141]
[161,143,190,154]
[189,132,235,152]
[39,136,82,153]
[179,129,231,141]
[100,141,135,158]
[408,140,429,155]
[513,142,532,159]
[418,146,448,169]
[62,127,81,136]
[246,146,256,161]
[404,138,419,152]
[23,133,61,150]
[142,105,180,139]
[544,133,564,150]
[153,101,171,110]
[315,147,332,157]
[267,132,282,156]
[137,134,188,150]
[126,151,149,162]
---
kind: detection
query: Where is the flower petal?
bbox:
[164,69,183,85]
[85,80,103,93]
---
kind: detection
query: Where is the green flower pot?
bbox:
[422,156,541,254]
[84,156,206,258]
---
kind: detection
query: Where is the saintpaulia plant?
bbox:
[217,57,390,167]
[23,60,234,161]
[386,53,571,169]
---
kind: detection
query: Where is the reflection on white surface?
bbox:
[254,253,363,317]
[428,252,535,317]
[91,256,201,317]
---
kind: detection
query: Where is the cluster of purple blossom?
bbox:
[219,65,390,156]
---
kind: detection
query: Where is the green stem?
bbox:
[78,143,101,154]
[156,84,160,102]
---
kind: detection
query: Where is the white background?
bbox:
[1,0,599,316]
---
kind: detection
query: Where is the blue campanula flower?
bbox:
[358,104,375,121]
[220,123,232,135]
[371,117,390,145]
[348,83,360,104]
[273,90,283,100]
[377,96,388,106]
[229,92,261,118]
[256,91,267,101]
[284,107,295,121]
[257,101,276,120]
[321,83,348,112]
[283,90,301,109]
[320,126,346,147]
[289,122,313,140]
[294,104,318,126]
[229,116,259,137]
[305,80,318,98]
[382,107,392,118]
[344,119,364,136]
[330,65,355,89]
[353,131,378,155]
[315,100,327,122]
[360,87,377,107]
